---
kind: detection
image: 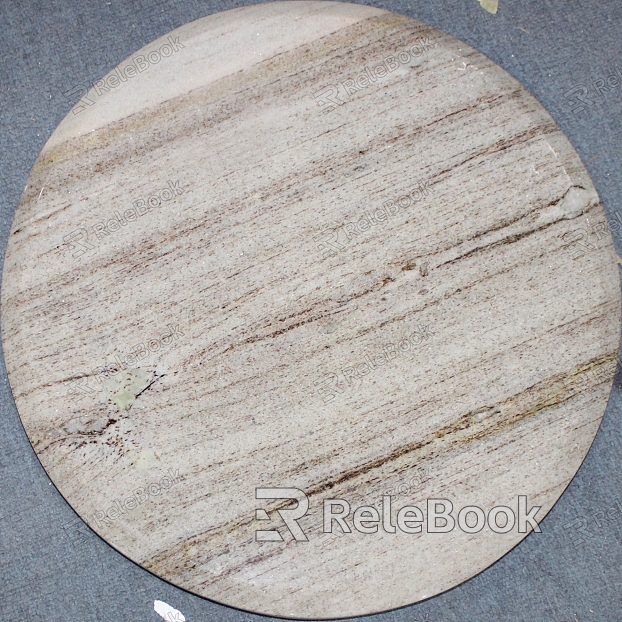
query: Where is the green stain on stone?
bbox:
[104,368,154,411]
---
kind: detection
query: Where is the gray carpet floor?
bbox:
[1,0,621,620]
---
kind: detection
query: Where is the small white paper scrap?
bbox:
[154,600,186,622]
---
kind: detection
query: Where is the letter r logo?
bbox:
[63,227,96,257]
[562,85,595,114]
[312,85,344,114]
[255,487,309,542]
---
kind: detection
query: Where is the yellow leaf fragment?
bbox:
[479,0,498,14]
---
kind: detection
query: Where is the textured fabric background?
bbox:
[1,1,621,620]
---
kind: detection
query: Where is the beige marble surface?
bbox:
[2,2,620,618]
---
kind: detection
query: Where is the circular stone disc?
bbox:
[3,2,620,618]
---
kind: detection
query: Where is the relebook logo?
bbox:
[63,36,185,115]
[93,469,184,527]
[254,488,542,542]
[312,38,437,114]
[63,180,185,258]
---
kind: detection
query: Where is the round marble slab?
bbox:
[2,1,620,618]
